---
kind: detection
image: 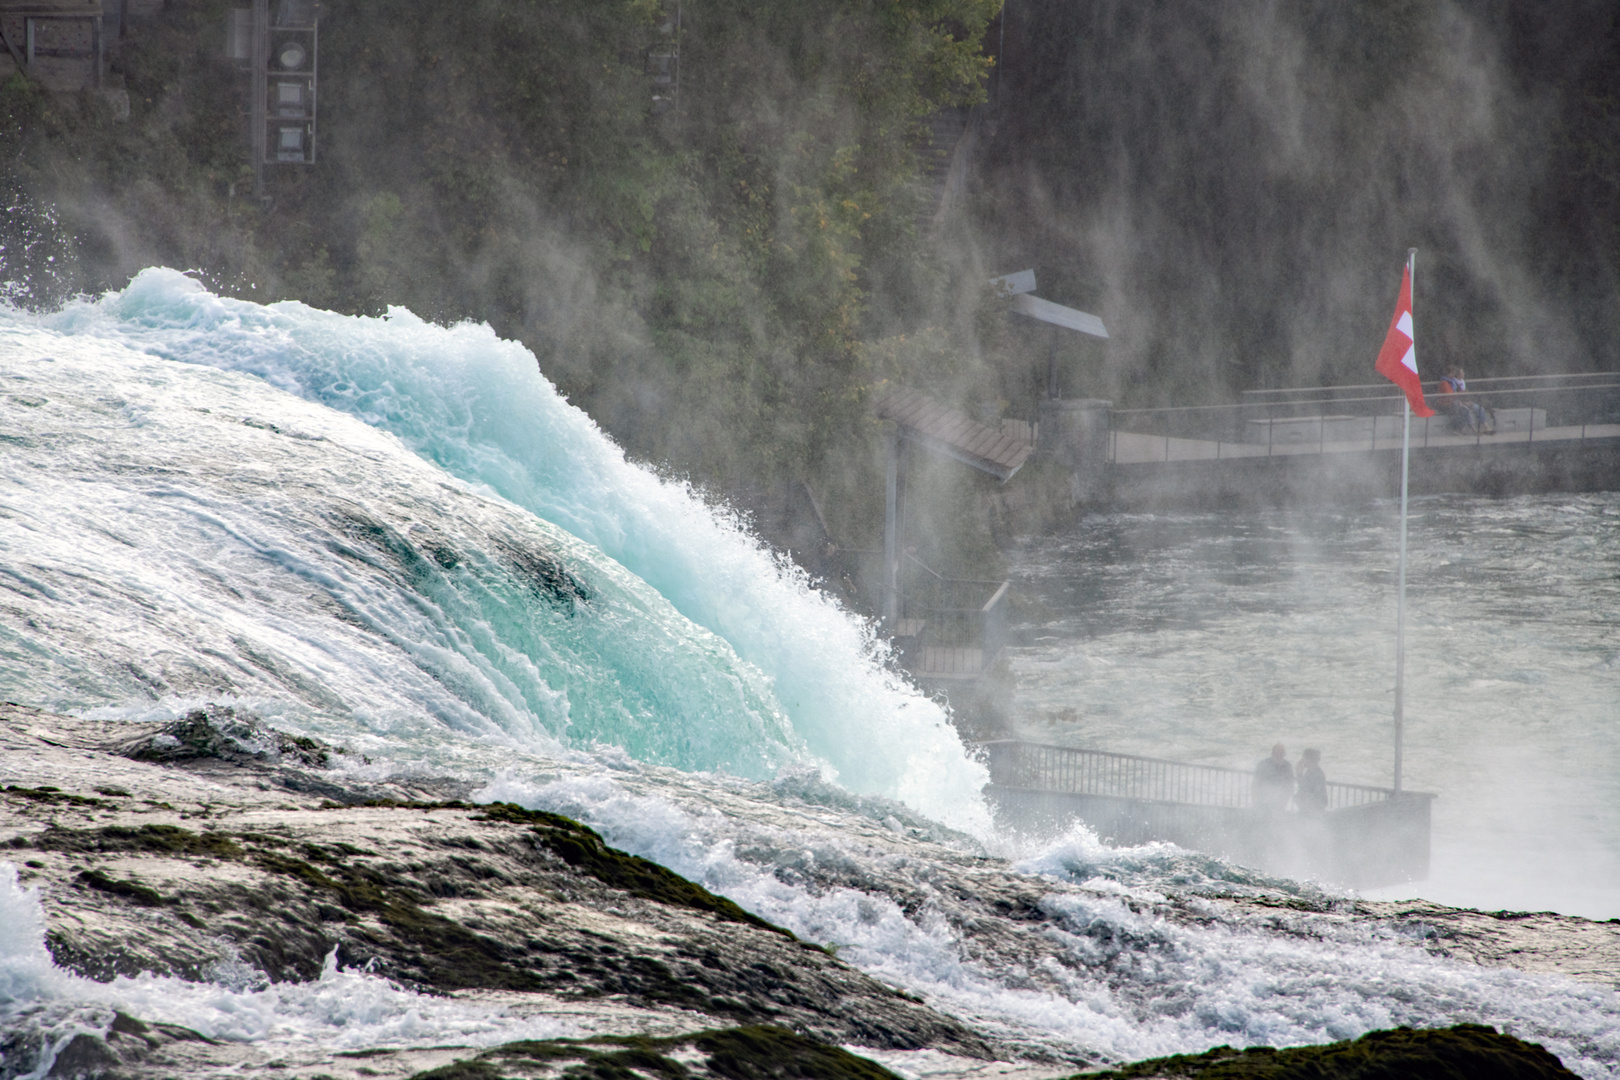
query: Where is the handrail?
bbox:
[982,740,1435,812]
[1114,379,1620,417]
[1242,372,1620,397]
[905,551,945,580]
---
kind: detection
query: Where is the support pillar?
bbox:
[883,432,901,623]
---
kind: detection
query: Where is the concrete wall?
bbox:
[1106,436,1620,511]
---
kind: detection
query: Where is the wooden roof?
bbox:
[874,387,1032,482]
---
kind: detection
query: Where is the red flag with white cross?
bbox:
[1375,263,1434,417]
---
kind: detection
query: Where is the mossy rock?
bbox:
[475,802,795,940]
[20,823,245,860]
[2,785,114,809]
[115,704,339,768]
[1079,1024,1577,1080]
[408,1025,902,1080]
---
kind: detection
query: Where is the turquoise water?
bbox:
[2,268,986,823]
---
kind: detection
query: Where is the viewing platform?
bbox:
[982,740,1435,888]
[1026,373,1620,509]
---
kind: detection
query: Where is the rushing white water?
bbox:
[1003,498,1620,919]
[1,272,1617,1078]
[480,766,1620,1072]
[3,269,984,822]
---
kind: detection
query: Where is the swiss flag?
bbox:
[1375,264,1434,417]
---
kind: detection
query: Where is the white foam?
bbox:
[12,270,990,828]
[480,772,1620,1077]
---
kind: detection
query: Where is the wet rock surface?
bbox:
[403,1025,910,1080]
[0,703,990,1076]
[1070,1023,1580,1080]
[2,701,1614,1079]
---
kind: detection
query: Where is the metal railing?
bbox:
[898,578,1008,676]
[838,551,1008,677]
[983,740,1416,811]
[1106,373,1620,463]
[902,577,1005,642]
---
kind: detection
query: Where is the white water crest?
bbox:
[2,268,986,824]
[477,765,1620,1077]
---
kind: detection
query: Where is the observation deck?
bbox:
[982,740,1435,888]
[1054,373,1620,508]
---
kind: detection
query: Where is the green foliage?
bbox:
[1,0,1013,575]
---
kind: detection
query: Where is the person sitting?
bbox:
[1295,749,1327,814]
[1436,366,1493,434]
[1252,743,1294,812]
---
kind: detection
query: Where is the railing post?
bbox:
[979,582,1010,673]
[883,431,901,624]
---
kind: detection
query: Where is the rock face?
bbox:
[1,701,1613,1080]
[0,703,990,1077]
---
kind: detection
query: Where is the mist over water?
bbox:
[1005,496,1620,919]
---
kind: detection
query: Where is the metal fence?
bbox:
[983,740,1405,811]
[838,551,1008,676]
[1107,373,1620,463]
[902,576,1007,647]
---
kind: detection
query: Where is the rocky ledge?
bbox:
[0,702,1603,1079]
[0,702,995,1077]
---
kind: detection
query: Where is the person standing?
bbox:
[1252,743,1294,812]
[1296,749,1327,814]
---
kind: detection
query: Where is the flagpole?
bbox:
[1393,248,1416,795]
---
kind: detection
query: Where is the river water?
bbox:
[0,270,1616,1077]
[1003,495,1620,919]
